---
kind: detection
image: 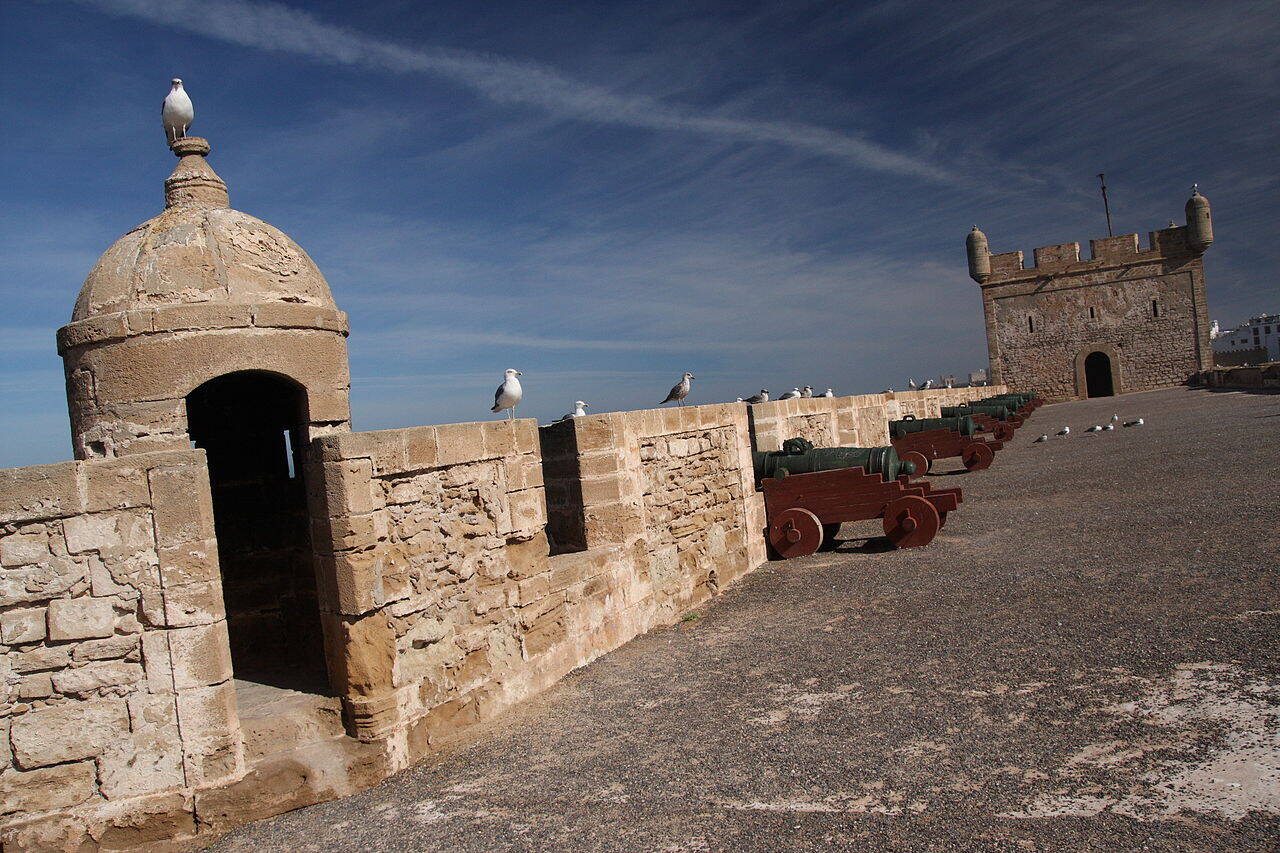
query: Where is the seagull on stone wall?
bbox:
[660,373,694,406]
[744,389,769,404]
[922,379,934,389]
[822,388,834,397]
[162,78,194,144]
[491,369,523,419]
[558,400,588,420]
[908,379,918,390]
[800,385,814,398]
[778,387,801,400]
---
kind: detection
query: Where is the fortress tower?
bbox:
[57,136,353,690]
[966,188,1214,402]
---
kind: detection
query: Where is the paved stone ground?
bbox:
[211,387,1280,852]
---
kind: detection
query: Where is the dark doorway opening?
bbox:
[1084,351,1114,398]
[187,371,328,692]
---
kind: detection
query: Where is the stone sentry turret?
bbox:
[58,136,353,459]
[965,187,1215,401]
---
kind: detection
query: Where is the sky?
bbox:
[1,0,1277,467]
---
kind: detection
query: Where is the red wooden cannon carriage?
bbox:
[754,440,962,559]
[887,415,1003,474]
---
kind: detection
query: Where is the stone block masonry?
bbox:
[2,385,1007,848]
[1,449,243,844]
[976,222,1213,402]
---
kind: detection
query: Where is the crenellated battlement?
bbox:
[982,226,1191,284]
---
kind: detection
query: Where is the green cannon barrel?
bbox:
[980,393,1033,407]
[889,415,978,438]
[753,437,913,482]
[941,403,1014,421]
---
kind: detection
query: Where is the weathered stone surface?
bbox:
[0,760,97,816]
[52,660,144,695]
[0,533,49,567]
[98,694,185,799]
[9,699,129,768]
[167,621,233,689]
[46,596,116,640]
[62,509,153,555]
[0,607,47,644]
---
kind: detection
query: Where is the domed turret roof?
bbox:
[72,136,337,321]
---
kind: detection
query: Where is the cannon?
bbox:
[976,393,1039,415]
[754,437,962,559]
[940,403,1024,432]
[979,392,1042,412]
[889,415,1003,473]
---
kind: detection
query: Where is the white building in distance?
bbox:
[1212,314,1280,363]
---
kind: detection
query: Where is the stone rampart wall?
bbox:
[1,450,242,843]
[1195,363,1280,390]
[749,387,1006,452]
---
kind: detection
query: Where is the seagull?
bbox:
[908,379,918,390]
[744,389,769,404]
[1123,418,1144,427]
[821,388,834,398]
[1102,423,1115,431]
[735,397,744,403]
[1033,434,1048,443]
[660,373,694,406]
[1056,426,1070,436]
[1110,413,1120,424]
[162,78,194,144]
[558,400,588,420]
[922,379,934,389]
[778,387,801,400]
[800,386,813,398]
[1086,425,1103,432]
[491,369,523,420]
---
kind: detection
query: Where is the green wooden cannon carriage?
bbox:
[753,438,962,558]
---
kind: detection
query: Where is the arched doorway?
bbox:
[187,371,327,691]
[1084,351,1114,398]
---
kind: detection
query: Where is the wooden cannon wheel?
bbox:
[993,423,1014,442]
[882,495,940,548]
[961,441,995,471]
[768,507,824,559]
[899,450,930,479]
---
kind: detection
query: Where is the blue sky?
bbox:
[2,0,1277,467]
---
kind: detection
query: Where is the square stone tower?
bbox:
[965,188,1214,402]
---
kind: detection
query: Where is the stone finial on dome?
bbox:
[165,136,229,209]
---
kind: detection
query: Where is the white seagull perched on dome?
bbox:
[660,373,694,406]
[491,369,523,419]
[162,78,194,144]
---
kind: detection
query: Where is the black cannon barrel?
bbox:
[753,437,913,482]
[941,403,1014,420]
[889,415,978,438]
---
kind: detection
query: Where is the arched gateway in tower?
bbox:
[57,136,352,691]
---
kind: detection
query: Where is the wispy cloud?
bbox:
[78,0,957,183]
